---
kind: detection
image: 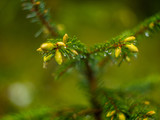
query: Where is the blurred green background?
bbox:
[0,0,160,118]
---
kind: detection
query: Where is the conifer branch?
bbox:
[22,0,59,37]
[30,0,58,37]
[21,0,160,119]
[89,12,160,55]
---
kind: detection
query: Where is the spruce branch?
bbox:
[34,12,160,67]
[22,0,59,37]
[31,0,58,37]
[21,0,160,119]
[90,12,160,55]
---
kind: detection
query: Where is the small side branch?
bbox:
[30,0,58,37]
[72,108,102,119]
[53,108,101,119]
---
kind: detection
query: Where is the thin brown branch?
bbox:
[52,61,74,79]
[72,108,102,119]
[102,91,119,112]
[30,0,58,37]
[52,108,101,119]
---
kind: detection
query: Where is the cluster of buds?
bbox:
[114,36,138,62]
[106,110,116,117]
[106,110,126,120]
[146,110,156,116]
[137,110,156,120]
[37,34,78,65]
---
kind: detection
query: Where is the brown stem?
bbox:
[72,108,102,119]
[53,108,101,119]
[84,58,102,120]
[30,0,58,37]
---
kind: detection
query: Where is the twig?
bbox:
[102,91,119,112]
[89,19,160,55]
[30,0,58,37]
[52,108,101,119]
[72,108,102,119]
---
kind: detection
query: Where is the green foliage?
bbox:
[97,88,157,120]
[1,108,52,120]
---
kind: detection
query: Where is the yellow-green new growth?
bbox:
[146,111,156,116]
[71,49,78,55]
[55,49,63,65]
[115,47,121,58]
[125,44,138,52]
[37,48,43,52]
[124,36,136,42]
[126,56,131,62]
[106,110,116,117]
[149,22,154,29]
[63,34,69,43]
[56,42,66,47]
[118,113,126,120]
[43,54,53,62]
[40,42,55,51]
[35,1,40,5]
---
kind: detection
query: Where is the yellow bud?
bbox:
[118,113,126,120]
[37,48,43,52]
[71,49,78,55]
[56,42,66,47]
[44,9,48,14]
[125,44,138,52]
[63,34,69,43]
[106,110,116,117]
[149,22,154,29]
[115,47,121,58]
[111,116,114,120]
[143,118,148,120]
[35,1,40,5]
[124,36,136,42]
[144,101,150,105]
[126,56,131,62]
[40,43,55,51]
[55,49,63,65]
[146,111,156,116]
[43,54,53,62]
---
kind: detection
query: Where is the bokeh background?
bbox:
[0,0,160,118]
